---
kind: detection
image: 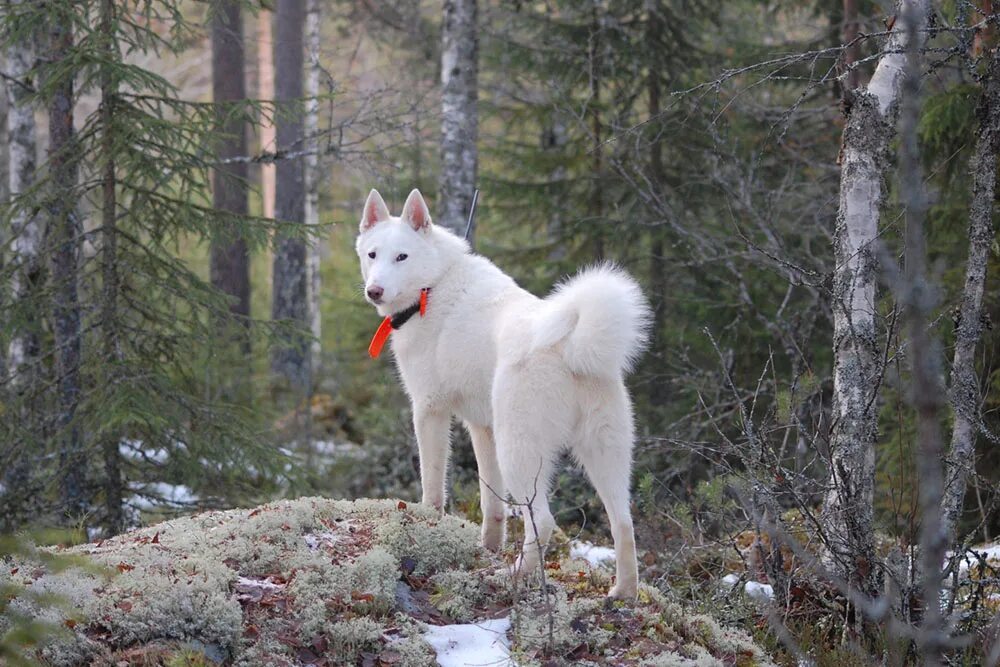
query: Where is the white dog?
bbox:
[356,188,650,598]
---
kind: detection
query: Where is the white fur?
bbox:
[356,189,651,599]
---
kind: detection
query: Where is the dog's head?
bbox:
[355,188,443,317]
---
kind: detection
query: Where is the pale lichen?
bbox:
[3,497,776,666]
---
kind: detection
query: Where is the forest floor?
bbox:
[3,497,777,666]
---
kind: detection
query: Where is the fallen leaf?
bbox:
[311,635,329,653]
[296,647,320,664]
[116,562,135,573]
[151,532,160,544]
[396,500,407,510]
[351,591,375,603]
[64,619,77,629]
[249,508,262,517]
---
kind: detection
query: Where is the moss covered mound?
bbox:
[2,498,775,666]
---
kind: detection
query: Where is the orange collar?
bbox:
[368,288,429,359]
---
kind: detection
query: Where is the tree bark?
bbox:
[842,0,862,93]
[258,9,276,219]
[646,7,669,408]
[210,0,251,346]
[5,0,40,388]
[304,0,321,368]
[941,48,1000,545]
[48,5,86,518]
[822,0,929,598]
[439,0,478,237]
[270,0,309,390]
[894,7,947,661]
[99,0,125,536]
[589,4,604,260]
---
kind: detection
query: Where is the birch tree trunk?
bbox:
[822,0,929,597]
[258,10,276,219]
[941,48,1000,545]
[439,0,478,237]
[48,5,86,518]
[270,0,309,390]
[0,51,5,381]
[210,0,251,346]
[304,0,321,368]
[5,0,40,387]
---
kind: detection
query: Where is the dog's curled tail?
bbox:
[532,264,652,377]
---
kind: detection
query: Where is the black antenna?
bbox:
[463,189,480,242]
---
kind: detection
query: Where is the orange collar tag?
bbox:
[368,316,393,359]
[368,289,430,360]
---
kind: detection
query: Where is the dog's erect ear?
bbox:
[401,189,432,233]
[360,189,390,232]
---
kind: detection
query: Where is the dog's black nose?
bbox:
[367,286,384,301]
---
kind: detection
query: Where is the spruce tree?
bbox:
[0,0,287,534]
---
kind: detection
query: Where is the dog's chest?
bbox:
[391,314,497,426]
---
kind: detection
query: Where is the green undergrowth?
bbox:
[1,497,775,666]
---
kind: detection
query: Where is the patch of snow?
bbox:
[127,482,197,510]
[744,581,774,601]
[719,573,775,601]
[303,532,341,550]
[569,541,616,567]
[235,576,285,593]
[119,439,169,464]
[311,440,363,458]
[946,541,1000,573]
[423,617,512,667]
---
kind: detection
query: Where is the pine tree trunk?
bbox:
[842,0,862,92]
[304,0,321,368]
[5,0,40,388]
[48,5,86,518]
[439,0,478,237]
[542,119,567,263]
[210,0,251,347]
[270,0,309,390]
[589,5,603,260]
[646,15,668,408]
[941,48,1000,545]
[822,0,929,597]
[99,0,125,536]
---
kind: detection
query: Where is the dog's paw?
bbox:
[606,580,638,600]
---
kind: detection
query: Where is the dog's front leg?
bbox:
[414,409,450,511]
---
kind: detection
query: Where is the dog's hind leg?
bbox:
[467,424,505,551]
[576,387,640,599]
[499,447,555,579]
[414,408,450,511]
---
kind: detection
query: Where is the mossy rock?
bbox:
[1,498,775,666]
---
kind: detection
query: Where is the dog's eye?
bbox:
[396,253,408,262]
[368,251,376,259]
